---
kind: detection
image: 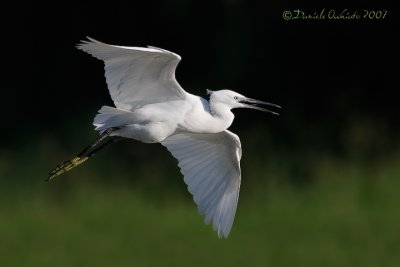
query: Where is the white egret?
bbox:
[48,37,281,238]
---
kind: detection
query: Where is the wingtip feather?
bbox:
[76,36,102,50]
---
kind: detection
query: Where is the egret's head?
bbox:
[207,89,281,115]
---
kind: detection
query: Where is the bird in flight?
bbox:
[48,37,280,238]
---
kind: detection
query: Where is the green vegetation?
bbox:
[1,127,400,267]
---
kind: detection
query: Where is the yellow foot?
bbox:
[47,156,88,181]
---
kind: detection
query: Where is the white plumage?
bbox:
[51,37,280,238]
[162,131,242,238]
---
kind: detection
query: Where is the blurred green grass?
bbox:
[1,127,400,267]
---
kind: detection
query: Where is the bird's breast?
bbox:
[179,109,233,134]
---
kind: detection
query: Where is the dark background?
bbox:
[1,1,400,266]
[3,1,399,152]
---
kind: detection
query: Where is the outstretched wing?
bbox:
[77,37,187,110]
[161,130,242,238]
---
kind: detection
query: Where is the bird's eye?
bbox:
[234,96,239,101]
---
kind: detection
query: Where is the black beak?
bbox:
[240,97,281,115]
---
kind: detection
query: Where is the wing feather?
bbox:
[161,130,242,238]
[77,37,187,110]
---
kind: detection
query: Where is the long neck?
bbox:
[207,102,235,133]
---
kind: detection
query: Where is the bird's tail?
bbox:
[47,127,120,181]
